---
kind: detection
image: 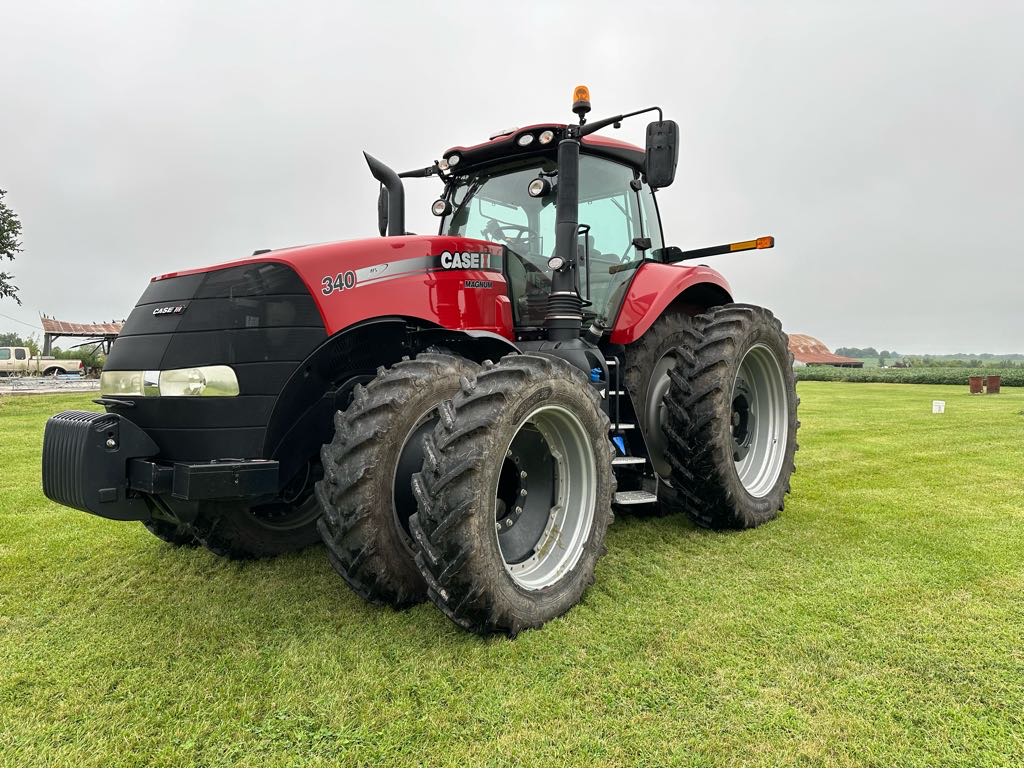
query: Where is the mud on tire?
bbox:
[410,354,615,636]
[315,353,479,609]
[664,303,799,529]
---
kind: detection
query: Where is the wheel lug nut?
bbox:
[520,470,527,479]
[506,518,513,527]
[515,506,523,515]
[520,489,527,497]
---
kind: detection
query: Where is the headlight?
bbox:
[528,177,551,198]
[99,366,239,397]
[517,133,534,147]
[538,130,555,145]
[447,153,460,167]
[100,370,144,396]
[159,366,239,397]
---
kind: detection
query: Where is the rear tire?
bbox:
[316,354,479,608]
[664,304,799,529]
[622,310,702,515]
[410,354,615,636]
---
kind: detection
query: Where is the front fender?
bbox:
[608,263,733,345]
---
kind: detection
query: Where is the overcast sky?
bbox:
[1,0,1021,354]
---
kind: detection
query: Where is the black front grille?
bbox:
[102,262,327,462]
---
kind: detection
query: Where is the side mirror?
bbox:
[645,120,679,189]
[376,185,388,237]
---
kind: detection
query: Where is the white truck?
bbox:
[0,347,84,377]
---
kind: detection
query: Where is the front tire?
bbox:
[194,463,323,559]
[664,304,799,529]
[410,355,615,636]
[315,354,479,609]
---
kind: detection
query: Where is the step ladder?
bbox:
[605,357,659,507]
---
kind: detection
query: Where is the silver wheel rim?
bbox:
[645,349,676,480]
[391,411,436,555]
[494,405,597,591]
[732,343,788,498]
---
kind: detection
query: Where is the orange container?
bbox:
[969,376,984,394]
[986,375,1001,394]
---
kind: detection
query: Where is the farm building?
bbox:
[788,334,864,368]
[40,316,123,356]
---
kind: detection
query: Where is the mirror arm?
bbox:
[578,106,662,137]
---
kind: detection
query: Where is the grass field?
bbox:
[2,384,1023,766]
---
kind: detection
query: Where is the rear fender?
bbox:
[608,263,733,345]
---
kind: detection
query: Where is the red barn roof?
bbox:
[40,316,123,336]
[788,334,864,367]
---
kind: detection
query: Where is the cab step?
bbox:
[612,490,659,506]
[611,422,635,430]
[612,456,646,466]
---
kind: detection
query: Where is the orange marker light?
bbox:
[756,236,775,249]
[572,85,592,117]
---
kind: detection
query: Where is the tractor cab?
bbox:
[435,135,665,329]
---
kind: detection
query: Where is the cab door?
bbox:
[576,155,664,325]
[0,347,12,374]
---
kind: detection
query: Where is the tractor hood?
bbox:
[149,235,506,334]
[102,235,511,460]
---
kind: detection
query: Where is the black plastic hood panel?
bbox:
[105,262,326,462]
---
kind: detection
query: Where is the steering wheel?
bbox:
[483,219,530,245]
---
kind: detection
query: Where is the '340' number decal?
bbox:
[321,271,357,295]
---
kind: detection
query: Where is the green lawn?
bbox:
[1,384,1023,766]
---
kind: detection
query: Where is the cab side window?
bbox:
[14,348,26,360]
[580,195,633,259]
[0,349,10,360]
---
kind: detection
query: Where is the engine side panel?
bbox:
[608,263,733,345]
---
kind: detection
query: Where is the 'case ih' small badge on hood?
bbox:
[152,304,187,316]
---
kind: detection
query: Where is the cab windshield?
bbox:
[440,154,663,326]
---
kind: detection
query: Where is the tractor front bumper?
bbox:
[42,410,279,521]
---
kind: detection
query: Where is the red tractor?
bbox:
[42,87,798,635]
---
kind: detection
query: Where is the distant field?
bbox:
[798,366,1024,386]
[2,385,1023,766]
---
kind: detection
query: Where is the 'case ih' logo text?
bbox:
[152,305,187,316]
[440,250,492,270]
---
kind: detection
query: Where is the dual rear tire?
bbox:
[624,303,798,529]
